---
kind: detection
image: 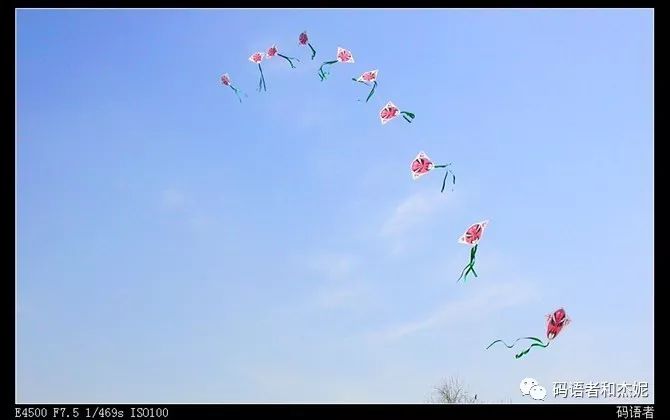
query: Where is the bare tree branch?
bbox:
[430,376,478,404]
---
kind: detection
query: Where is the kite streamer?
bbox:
[298,31,317,60]
[352,70,378,102]
[379,101,415,124]
[249,52,267,92]
[220,73,246,103]
[410,151,456,193]
[267,44,300,69]
[486,308,570,359]
[319,47,355,81]
[457,220,489,282]
[486,337,549,359]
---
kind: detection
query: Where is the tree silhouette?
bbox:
[429,376,478,404]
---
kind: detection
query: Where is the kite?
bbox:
[318,47,355,81]
[266,44,300,69]
[298,31,317,60]
[410,151,456,193]
[457,220,489,282]
[249,52,267,92]
[352,70,378,103]
[380,101,416,124]
[220,73,246,103]
[486,308,571,359]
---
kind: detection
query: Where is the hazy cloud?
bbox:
[372,281,539,341]
[306,253,358,281]
[161,188,189,212]
[381,191,448,238]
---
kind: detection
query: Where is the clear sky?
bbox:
[17,9,653,403]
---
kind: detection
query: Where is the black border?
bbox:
[11,403,658,418]
[10,3,658,419]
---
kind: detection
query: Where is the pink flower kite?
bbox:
[352,70,379,102]
[380,101,415,125]
[318,47,355,81]
[266,44,300,68]
[409,151,456,193]
[249,52,263,64]
[457,220,490,282]
[219,73,245,103]
[298,31,317,60]
[249,52,267,92]
[336,47,354,63]
[487,308,571,359]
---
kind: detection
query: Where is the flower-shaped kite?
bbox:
[410,151,456,193]
[298,31,317,60]
[486,308,571,359]
[352,69,379,103]
[380,101,415,125]
[266,44,300,69]
[249,52,267,92]
[457,220,489,282]
[318,47,355,81]
[220,73,246,103]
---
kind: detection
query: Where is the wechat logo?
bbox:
[520,377,547,401]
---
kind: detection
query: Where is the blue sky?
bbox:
[17,9,653,403]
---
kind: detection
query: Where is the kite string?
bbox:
[277,53,300,68]
[308,43,317,60]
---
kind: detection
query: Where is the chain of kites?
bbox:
[220,31,570,359]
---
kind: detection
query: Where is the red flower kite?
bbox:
[249,52,267,92]
[410,151,456,193]
[380,101,415,125]
[486,308,571,359]
[220,73,246,103]
[457,220,489,282]
[298,31,317,60]
[318,47,355,81]
[266,44,300,68]
[352,70,379,102]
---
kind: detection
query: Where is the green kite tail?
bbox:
[486,336,545,350]
[351,79,378,103]
[318,60,338,81]
[432,163,456,193]
[515,341,550,359]
[458,244,478,282]
[441,169,455,193]
[486,336,550,359]
[401,111,415,123]
[257,63,267,92]
[365,81,378,103]
[277,53,300,69]
[229,85,246,103]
